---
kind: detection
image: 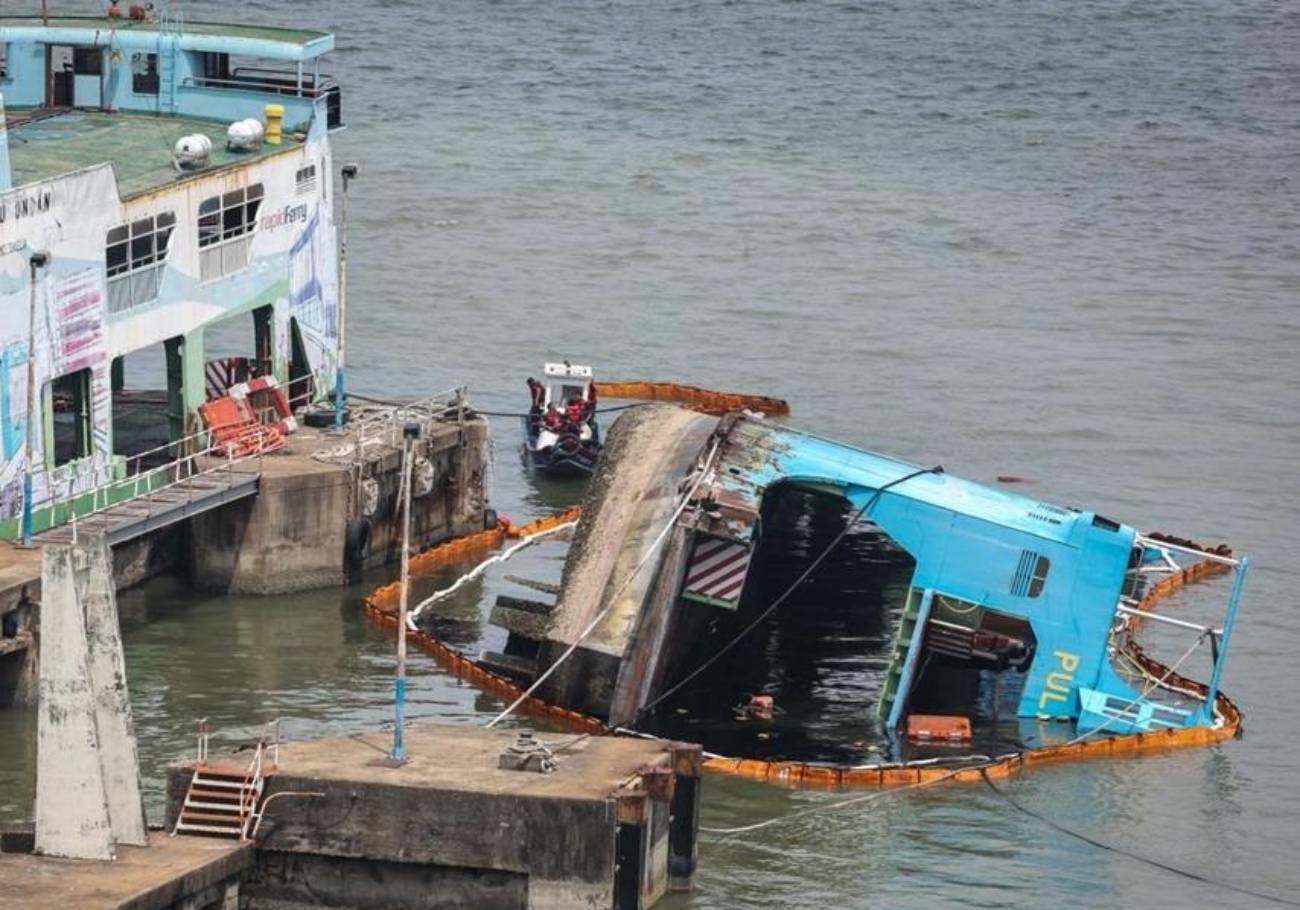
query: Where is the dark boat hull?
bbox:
[521,417,602,478]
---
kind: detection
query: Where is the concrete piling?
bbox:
[34,543,116,860]
[34,540,147,859]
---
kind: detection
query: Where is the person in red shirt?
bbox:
[543,402,563,431]
[566,398,585,430]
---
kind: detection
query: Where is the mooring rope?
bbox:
[980,770,1300,907]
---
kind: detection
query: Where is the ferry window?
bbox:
[295,164,317,196]
[198,184,263,281]
[200,52,230,82]
[131,53,159,94]
[106,212,176,314]
[73,48,103,76]
[1028,555,1050,598]
[0,44,7,79]
[48,368,93,468]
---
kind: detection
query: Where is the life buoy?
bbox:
[412,455,436,498]
[360,477,381,517]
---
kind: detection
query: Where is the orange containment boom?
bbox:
[367,508,582,613]
[594,381,790,417]
[361,512,1241,791]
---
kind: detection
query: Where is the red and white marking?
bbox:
[227,375,298,435]
[205,357,246,401]
[683,536,751,604]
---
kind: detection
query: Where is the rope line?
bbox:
[980,771,1300,907]
[408,518,578,623]
[1054,631,1209,750]
[699,762,992,836]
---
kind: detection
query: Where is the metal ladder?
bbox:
[156,10,183,114]
[173,719,278,840]
[876,587,935,728]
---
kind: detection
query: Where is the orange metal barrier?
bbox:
[595,381,791,417]
[362,516,1240,790]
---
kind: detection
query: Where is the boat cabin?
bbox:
[542,362,594,410]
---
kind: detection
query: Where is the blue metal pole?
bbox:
[1202,556,1248,720]
[391,429,417,763]
[20,473,32,547]
[392,675,406,762]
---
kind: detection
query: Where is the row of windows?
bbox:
[198,185,263,248]
[106,213,176,314]
[295,164,316,196]
[106,183,266,311]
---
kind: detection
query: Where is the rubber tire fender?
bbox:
[345,515,373,569]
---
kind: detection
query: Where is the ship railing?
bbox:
[183,66,343,128]
[27,419,270,541]
[348,386,470,450]
[185,70,332,98]
[1115,533,1248,722]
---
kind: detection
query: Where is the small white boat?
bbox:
[521,362,602,478]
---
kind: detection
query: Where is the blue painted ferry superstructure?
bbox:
[674,415,1249,738]
[0,13,342,538]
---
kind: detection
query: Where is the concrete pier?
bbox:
[166,724,702,909]
[0,408,490,707]
[185,415,490,594]
[0,832,252,910]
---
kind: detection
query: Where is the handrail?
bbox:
[183,73,335,98]
[239,738,264,840]
[1116,602,1222,636]
[57,442,266,541]
[347,387,468,449]
[29,417,249,513]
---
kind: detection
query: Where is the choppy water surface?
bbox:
[5,0,1300,906]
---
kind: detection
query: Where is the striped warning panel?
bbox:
[683,536,751,607]
[205,357,246,401]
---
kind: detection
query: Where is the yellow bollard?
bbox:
[264,103,284,145]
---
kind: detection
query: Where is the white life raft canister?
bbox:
[226,118,265,152]
[173,133,212,170]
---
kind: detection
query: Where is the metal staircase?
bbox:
[173,719,278,840]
